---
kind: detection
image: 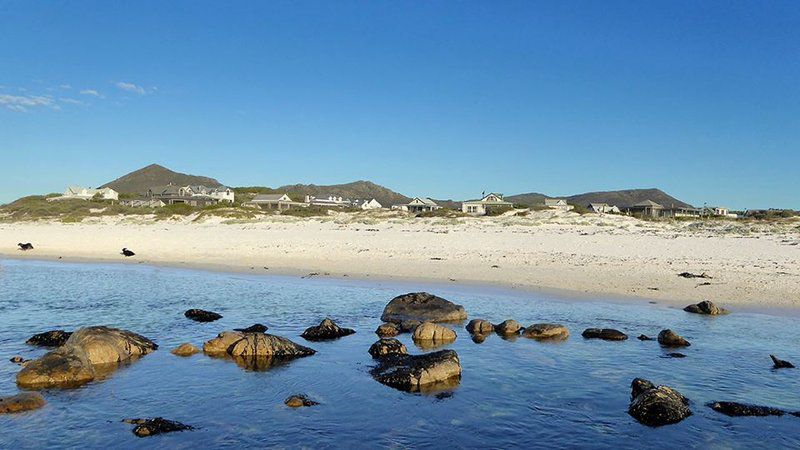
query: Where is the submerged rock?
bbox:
[371,350,462,392]
[17,326,157,389]
[9,356,27,365]
[628,378,691,426]
[662,352,687,359]
[380,292,467,324]
[684,300,728,315]
[301,318,355,341]
[707,401,786,417]
[369,339,408,358]
[184,309,222,323]
[412,322,457,343]
[581,328,628,341]
[523,323,570,340]
[465,319,494,335]
[284,394,319,408]
[494,320,523,336]
[234,324,268,333]
[770,354,795,369]
[0,392,46,414]
[171,343,200,357]
[657,329,691,347]
[123,417,194,437]
[26,330,72,347]
[204,331,315,358]
[375,323,400,338]
[637,335,654,341]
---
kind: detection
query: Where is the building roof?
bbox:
[630,200,664,208]
[545,198,567,206]
[149,185,181,196]
[252,193,291,202]
[464,193,512,205]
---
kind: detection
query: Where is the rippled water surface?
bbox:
[1,259,798,449]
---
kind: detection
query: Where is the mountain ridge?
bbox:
[100,164,224,194]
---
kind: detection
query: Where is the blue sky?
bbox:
[1,1,798,209]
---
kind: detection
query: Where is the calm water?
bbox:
[0,259,798,449]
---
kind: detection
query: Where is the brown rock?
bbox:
[523,323,570,340]
[0,392,46,414]
[380,292,467,324]
[371,349,462,392]
[412,322,457,343]
[628,378,691,426]
[368,338,408,358]
[657,329,691,347]
[465,319,494,334]
[26,330,72,347]
[494,319,523,335]
[582,328,628,341]
[204,331,316,358]
[284,394,319,408]
[301,318,355,341]
[375,323,400,337]
[171,343,200,357]
[684,300,728,315]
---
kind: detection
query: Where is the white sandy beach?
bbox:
[1,211,799,308]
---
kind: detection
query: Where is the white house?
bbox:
[356,199,383,210]
[544,198,573,212]
[180,185,235,203]
[588,203,620,214]
[393,197,441,213]
[462,193,513,215]
[248,193,298,210]
[305,195,352,208]
[47,186,119,202]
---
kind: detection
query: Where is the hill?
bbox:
[235,180,411,208]
[100,164,223,194]
[506,188,692,208]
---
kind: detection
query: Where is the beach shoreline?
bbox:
[1,212,798,311]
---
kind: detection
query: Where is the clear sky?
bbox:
[1,1,798,209]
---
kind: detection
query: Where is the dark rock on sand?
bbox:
[628,378,691,426]
[707,401,786,417]
[380,292,467,324]
[371,349,462,392]
[658,329,691,347]
[494,319,523,335]
[375,323,400,338]
[17,326,157,389]
[301,318,355,341]
[581,328,628,341]
[523,323,569,340]
[369,338,408,358]
[184,309,222,323]
[684,300,728,315]
[234,324,268,333]
[770,354,795,369]
[123,417,193,437]
[0,392,46,414]
[284,394,319,408]
[26,330,72,347]
[465,319,494,334]
[637,335,654,341]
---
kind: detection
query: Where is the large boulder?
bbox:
[684,300,728,315]
[184,309,222,323]
[707,401,787,417]
[658,329,691,347]
[523,323,570,340]
[466,319,494,335]
[371,350,461,392]
[203,331,315,358]
[375,323,400,337]
[494,320,523,335]
[582,328,628,341]
[380,292,467,324]
[26,329,72,347]
[301,318,355,341]
[412,322,457,343]
[628,378,692,426]
[17,326,157,389]
[0,392,46,414]
[369,338,409,358]
[123,418,193,437]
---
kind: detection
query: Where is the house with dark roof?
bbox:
[462,193,513,215]
[624,200,664,217]
[247,193,299,210]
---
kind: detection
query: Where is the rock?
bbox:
[369,338,408,358]
[662,352,687,358]
[399,320,422,333]
[375,323,400,338]
[494,319,523,335]
[371,349,462,392]
[412,322,457,343]
[17,326,157,389]
[471,333,488,344]
[9,356,27,365]
[523,323,570,340]
[0,392,46,414]
[678,272,711,279]
[657,329,691,347]
[171,343,200,357]
[123,417,193,437]
[284,394,319,408]
[234,324,268,333]
[465,319,494,334]
[637,335,654,341]
[301,318,356,341]
[581,328,628,341]
[707,401,786,417]
[683,300,728,315]
[184,309,222,323]
[26,330,72,347]
[770,354,795,369]
[204,331,315,358]
[628,378,692,426]
[380,292,467,324]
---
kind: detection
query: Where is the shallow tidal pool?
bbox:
[0,259,798,449]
